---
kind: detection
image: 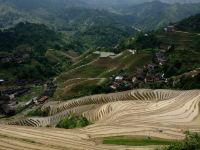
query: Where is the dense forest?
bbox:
[0,22,70,81]
[0,22,62,52]
[175,13,200,32]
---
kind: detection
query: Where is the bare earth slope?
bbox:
[1,89,200,150]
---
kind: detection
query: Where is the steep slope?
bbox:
[175,13,200,32]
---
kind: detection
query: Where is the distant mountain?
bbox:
[0,0,125,30]
[123,1,200,29]
[175,13,200,32]
[0,0,200,30]
[162,0,200,3]
[84,0,200,7]
[0,0,88,10]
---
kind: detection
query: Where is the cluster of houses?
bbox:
[109,44,172,90]
[154,44,172,66]
[0,53,30,64]
[25,80,57,107]
[15,79,44,86]
[25,96,49,107]
[109,72,133,90]
[0,95,16,116]
[0,87,30,115]
[0,87,31,98]
[0,79,57,116]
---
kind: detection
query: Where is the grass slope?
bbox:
[54,50,152,100]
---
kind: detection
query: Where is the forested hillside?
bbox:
[0,22,61,52]
[123,1,200,30]
[175,13,200,32]
[0,22,71,81]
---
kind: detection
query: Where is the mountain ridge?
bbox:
[0,0,200,30]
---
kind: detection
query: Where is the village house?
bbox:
[144,64,158,73]
[145,75,154,83]
[110,72,133,90]
[144,72,165,83]
[110,82,118,90]
[159,44,172,53]
[128,49,137,55]
[158,58,167,66]
[132,69,146,83]
[0,79,5,85]
[156,52,167,66]
[132,77,137,83]
[115,76,123,81]
[37,96,48,104]
[164,26,176,33]
[154,73,165,82]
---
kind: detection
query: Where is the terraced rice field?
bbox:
[1,89,200,150]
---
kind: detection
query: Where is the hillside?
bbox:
[122,1,200,30]
[0,22,71,81]
[175,13,200,32]
[54,14,200,100]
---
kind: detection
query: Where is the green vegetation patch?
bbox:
[17,85,43,102]
[56,115,91,129]
[26,107,49,117]
[103,136,179,146]
[175,13,200,33]
[158,132,200,150]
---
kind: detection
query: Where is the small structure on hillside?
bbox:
[37,96,48,104]
[164,26,175,33]
[110,82,118,90]
[155,52,167,66]
[115,76,123,81]
[145,75,154,83]
[128,49,137,55]
[144,64,158,73]
[0,79,5,85]
[159,44,172,53]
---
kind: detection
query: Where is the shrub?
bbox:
[56,115,90,129]
[158,132,200,150]
[26,107,49,117]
